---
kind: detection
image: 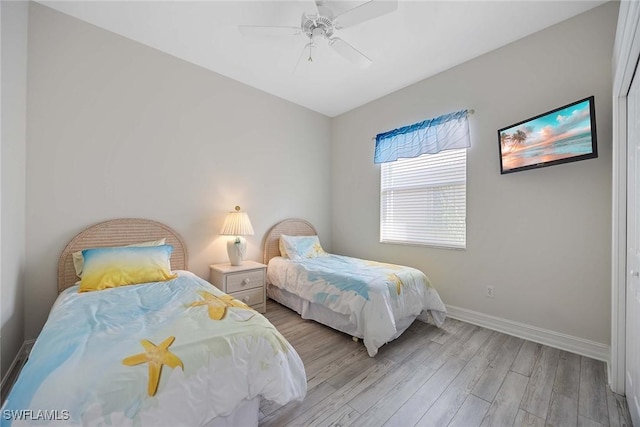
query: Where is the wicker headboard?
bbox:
[58,218,188,293]
[263,218,318,264]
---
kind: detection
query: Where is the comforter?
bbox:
[2,271,306,427]
[267,254,447,357]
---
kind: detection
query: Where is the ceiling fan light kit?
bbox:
[302,8,336,39]
[238,0,398,69]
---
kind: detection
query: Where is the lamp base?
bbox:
[227,237,247,266]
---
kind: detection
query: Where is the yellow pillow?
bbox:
[278,238,289,258]
[72,238,166,278]
[79,245,176,292]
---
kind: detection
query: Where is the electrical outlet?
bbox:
[486,286,495,298]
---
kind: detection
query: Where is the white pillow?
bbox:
[280,235,327,260]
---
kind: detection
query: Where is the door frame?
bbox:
[612,1,640,394]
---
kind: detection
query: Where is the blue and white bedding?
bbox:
[267,255,447,357]
[2,271,306,427]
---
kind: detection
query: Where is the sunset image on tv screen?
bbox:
[499,98,595,173]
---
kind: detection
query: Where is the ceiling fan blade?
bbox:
[238,25,301,38]
[334,0,398,29]
[328,37,372,68]
[297,0,319,16]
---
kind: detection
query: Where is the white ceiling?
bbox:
[38,0,608,117]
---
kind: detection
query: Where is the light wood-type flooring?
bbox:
[260,299,632,427]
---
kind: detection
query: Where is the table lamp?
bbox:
[220,206,254,266]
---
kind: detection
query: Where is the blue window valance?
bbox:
[374,109,471,164]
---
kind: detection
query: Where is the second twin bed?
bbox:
[263,218,447,357]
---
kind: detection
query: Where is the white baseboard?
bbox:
[446,305,610,363]
[1,339,35,398]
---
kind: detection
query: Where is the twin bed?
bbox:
[2,219,306,427]
[263,218,447,357]
[3,217,447,426]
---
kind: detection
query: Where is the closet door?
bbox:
[626,60,640,427]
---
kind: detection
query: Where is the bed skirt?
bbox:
[267,284,422,349]
[204,397,260,427]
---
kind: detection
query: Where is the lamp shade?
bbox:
[220,207,254,236]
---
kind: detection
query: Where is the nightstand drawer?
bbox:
[226,270,264,293]
[210,261,267,314]
[231,287,264,308]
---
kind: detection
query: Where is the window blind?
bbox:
[380,148,466,249]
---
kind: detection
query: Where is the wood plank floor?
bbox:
[260,300,633,427]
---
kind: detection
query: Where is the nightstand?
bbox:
[209,261,267,313]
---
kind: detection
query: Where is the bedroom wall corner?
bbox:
[1,0,28,379]
[24,3,332,339]
[330,2,618,348]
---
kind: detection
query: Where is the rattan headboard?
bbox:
[263,218,318,264]
[58,218,188,293]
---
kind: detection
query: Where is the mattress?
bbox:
[2,271,306,427]
[267,254,447,356]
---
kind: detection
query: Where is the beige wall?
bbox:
[24,3,332,339]
[331,2,617,346]
[19,1,618,349]
[1,0,28,377]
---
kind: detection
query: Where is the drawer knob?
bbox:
[242,296,250,303]
[242,278,250,286]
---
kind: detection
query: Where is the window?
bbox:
[375,109,471,249]
[380,148,466,248]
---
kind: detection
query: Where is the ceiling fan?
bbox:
[238,0,398,69]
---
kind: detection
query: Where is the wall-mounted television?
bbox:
[498,96,597,174]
